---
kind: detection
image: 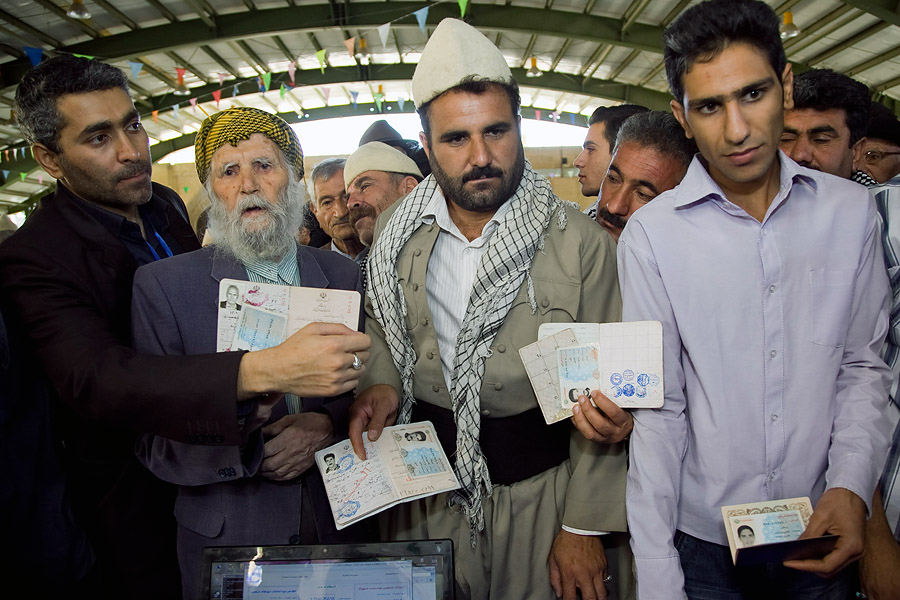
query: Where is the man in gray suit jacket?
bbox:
[131,108,370,600]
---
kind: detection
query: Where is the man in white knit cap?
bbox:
[345,141,422,288]
[349,18,633,600]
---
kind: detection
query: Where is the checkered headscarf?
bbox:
[194,107,303,183]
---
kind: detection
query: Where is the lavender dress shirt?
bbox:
[619,152,892,599]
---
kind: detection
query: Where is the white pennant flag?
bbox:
[377,23,391,48]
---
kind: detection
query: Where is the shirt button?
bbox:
[426,351,434,359]
[421,318,429,326]
[771,414,778,422]
[432,384,440,393]
[770,350,777,359]
[482,409,491,416]
[289,535,301,545]
[494,382,503,391]
[496,344,506,353]
[541,298,550,308]
[413,283,419,291]
[414,248,422,256]
[769,284,776,293]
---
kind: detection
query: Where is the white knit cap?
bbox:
[411,18,513,107]
[344,142,423,188]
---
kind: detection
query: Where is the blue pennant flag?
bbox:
[128,61,143,78]
[414,7,429,33]
[24,47,43,66]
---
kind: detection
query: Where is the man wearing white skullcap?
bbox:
[345,142,423,289]
[349,17,632,600]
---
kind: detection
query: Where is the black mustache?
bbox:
[462,166,504,183]
[597,207,627,230]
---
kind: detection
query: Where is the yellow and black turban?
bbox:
[194,106,303,183]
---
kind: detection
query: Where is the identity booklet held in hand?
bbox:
[721,497,838,566]
[315,421,460,529]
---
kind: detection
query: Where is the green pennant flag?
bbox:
[315,49,327,74]
[374,92,384,112]
[20,172,27,181]
[458,0,468,17]
[280,83,287,99]
[261,72,272,92]
[184,186,189,193]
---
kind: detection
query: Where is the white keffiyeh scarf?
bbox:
[366,160,569,544]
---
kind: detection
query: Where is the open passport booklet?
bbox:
[721,497,838,565]
[316,422,460,529]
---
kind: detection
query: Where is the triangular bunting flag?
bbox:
[212,89,221,107]
[38,174,43,184]
[315,49,327,74]
[570,113,576,124]
[261,72,272,92]
[233,84,239,97]
[151,110,159,122]
[218,73,226,85]
[280,84,286,99]
[458,0,469,17]
[184,186,189,193]
[3,150,7,161]
[414,7,429,33]
[551,111,560,122]
[20,172,26,182]
[374,92,384,112]
[344,37,356,57]
[398,97,406,111]
[288,61,296,84]
[189,98,197,110]
[350,91,359,109]
[322,87,331,104]
[24,47,43,66]
[377,23,391,48]
[73,54,94,60]
[129,61,143,78]
[2,170,8,179]
[172,103,180,118]
[535,109,542,121]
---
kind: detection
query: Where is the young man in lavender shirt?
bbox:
[618,1,892,598]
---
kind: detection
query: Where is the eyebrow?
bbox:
[687,77,775,111]
[609,164,661,195]
[438,120,512,143]
[353,175,375,189]
[78,109,140,138]
[583,141,597,150]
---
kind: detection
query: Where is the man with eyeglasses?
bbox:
[855,103,900,186]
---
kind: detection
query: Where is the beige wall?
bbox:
[154,143,593,232]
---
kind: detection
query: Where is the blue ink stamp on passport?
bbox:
[610,373,623,386]
[622,384,635,397]
[339,500,360,519]
[623,370,634,381]
[637,373,650,386]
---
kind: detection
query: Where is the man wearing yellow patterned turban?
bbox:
[132,106,373,600]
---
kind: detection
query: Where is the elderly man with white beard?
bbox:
[130,107,371,600]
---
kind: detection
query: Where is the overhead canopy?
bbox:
[1,0,899,210]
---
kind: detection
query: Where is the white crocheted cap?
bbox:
[344,142,423,188]
[411,18,513,107]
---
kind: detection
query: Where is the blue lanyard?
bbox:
[145,230,174,261]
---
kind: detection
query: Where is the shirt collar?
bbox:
[62,181,170,237]
[673,150,817,212]
[420,185,514,245]
[243,245,301,286]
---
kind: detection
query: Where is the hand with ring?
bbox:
[351,353,363,370]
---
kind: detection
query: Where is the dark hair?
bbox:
[588,104,650,151]
[615,111,697,172]
[866,102,900,147]
[324,453,335,461]
[418,77,521,143]
[737,525,754,536]
[791,69,871,146]
[14,55,131,153]
[663,0,786,104]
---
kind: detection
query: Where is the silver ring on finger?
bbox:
[351,353,363,370]
[602,574,612,583]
